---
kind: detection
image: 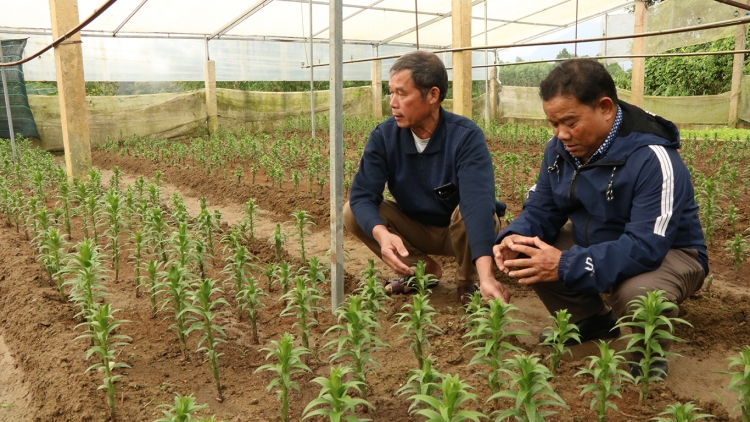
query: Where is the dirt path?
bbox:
[0,334,33,421]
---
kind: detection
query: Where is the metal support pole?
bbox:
[309,0,316,139]
[415,0,420,49]
[484,0,489,122]
[0,67,17,162]
[329,0,344,311]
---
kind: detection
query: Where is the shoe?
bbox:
[539,309,621,346]
[630,360,668,380]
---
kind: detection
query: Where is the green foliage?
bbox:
[725,232,749,272]
[393,291,443,368]
[409,373,486,422]
[183,278,229,400]
[324,296,387,399]
[37,227,68,301]
[463,299,529,395]
[256,333,312,422]
[280,276,322,351]
[76,303,131,421]
[575,341,632,421]
[540,309,580,372]
[303,365,374,422]
[618,290,691,402]
[291,210,315,263]
[720,345,750,421]
[397,355,444,414]
[62,239,110,320]
[354,259,390,315]
[154,393,216,422]
[651,402,714,422]
[237,275,267,344]
[157,265,193,360]
[490,353,567,421]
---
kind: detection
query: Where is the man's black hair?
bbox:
[390,50,448,102]
[539,58,618,107]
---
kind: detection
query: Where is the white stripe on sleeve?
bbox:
[648,145,674,237]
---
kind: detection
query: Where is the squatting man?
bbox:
[492,58,708,378]
[344,50,508,306]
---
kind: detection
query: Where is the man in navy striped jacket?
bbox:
[492,58,708,379]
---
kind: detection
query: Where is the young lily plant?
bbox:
[575,340,632,422]
[540,309,580,372]
[720,345,750,422]
[256,332,312,422]
[393,289,443,369]
[303,365,374,422]
[409,373,486,422]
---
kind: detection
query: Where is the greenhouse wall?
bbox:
[28,86,372,150]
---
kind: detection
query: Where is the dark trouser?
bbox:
[343,199,499,286]
[533,222,706,353]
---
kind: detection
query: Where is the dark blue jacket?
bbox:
[350,107,497,261]
[497,101,708,293]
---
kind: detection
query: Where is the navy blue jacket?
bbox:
[497,101,708,293]
[350,107,497,261]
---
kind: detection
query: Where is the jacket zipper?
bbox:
[584,215,592,247]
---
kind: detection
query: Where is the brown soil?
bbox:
[0,136,748,422]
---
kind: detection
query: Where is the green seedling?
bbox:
[261,262,278,293]
[325,296,387,400]
[169,222,195,270]
[725,232,749,272]
[409,260,439,295]
[101,189,124,281]
[463,299,529,396]
[244,199,257,240]
[196,197,218,265]
[393,291,443,368]
[720,345,750,421]
[256,333,312,422]
[130,230,144,297]
[397,355,444,414]
[56,169,73,237]
[192,238,211,280]
[651,402,714,422]
[157,265,192,360]
[76,303,131,422]
[222,242,253,295]
[354,259,390,316]
[145,260,160,316]
[275,261,296,296]
[291,210,315,263]
[184,278,229,400]
[618,290,691,402]
[490,353,567,421]
[540,309,580,372]
[303,365,374,421]
[234,165,243,184]
[576,341,632,422]
[74,180,90,239]
[237,276,267,344]
[145,207,169,264]
[62,239,110,321]
[85,193,100,246]
[38,227,69,301]
[153,393,208,422]
[270,223,286,261]
[170,191,189,225]
[280,276,322,351]
[409,373,486,422]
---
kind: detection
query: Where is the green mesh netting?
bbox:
[1,39,40,140]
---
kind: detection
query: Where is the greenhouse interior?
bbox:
[1,0,750,420]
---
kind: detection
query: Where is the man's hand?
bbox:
[502,236,562,284]
[475,256,511,303]
[372,225,414,276]
[493,234,527,273]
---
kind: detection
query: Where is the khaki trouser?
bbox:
[343,199,499,286]
[533,222,706,353]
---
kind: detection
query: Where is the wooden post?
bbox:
[49,0,91,180]
[371,45,383,119]
[729,6,748,128]
[630,0,646,108]
[489,66,498,121]
[204,59,219,135]
[451,0,472,118]
[329,0,344,311]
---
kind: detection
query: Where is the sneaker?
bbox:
[539,309,621,346]
[630,360,668,380]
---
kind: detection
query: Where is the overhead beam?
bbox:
[113,0,149,36]
[313,0,385,39]
[209,0,274,40]
[714,0,750,10]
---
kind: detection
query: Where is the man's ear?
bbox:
[598,96,616,119]
[428,86,440,104]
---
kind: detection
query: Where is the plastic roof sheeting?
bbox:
[1,0,633,47]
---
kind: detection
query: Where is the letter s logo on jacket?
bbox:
[584,257,595,276]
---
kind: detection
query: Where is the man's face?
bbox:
[388,70,436,131]
[542,95,616,164]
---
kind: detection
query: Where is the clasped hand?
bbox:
[492,234,562,284]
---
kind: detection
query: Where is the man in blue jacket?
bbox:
[344,50,509,305]
[492,59,707,378]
